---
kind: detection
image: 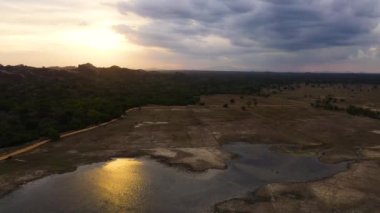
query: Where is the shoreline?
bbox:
[214,160,379,212]
[0,141,350,199]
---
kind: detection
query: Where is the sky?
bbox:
[1,0,380,72]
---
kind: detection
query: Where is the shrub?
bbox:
[44,128,60,142]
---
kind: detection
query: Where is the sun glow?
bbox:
[63,27,125,51]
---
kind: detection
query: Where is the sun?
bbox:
[63,27,125,51]
[86,28,125,50]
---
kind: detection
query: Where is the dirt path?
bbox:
[0,140,50,161]
[0,119,119,161]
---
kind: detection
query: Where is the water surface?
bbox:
[0,143,347,212]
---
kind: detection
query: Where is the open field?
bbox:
[0,84,379,212]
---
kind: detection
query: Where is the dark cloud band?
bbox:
[115,0,380,70]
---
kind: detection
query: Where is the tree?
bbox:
[44,128,60,142]
[253,99,258,106]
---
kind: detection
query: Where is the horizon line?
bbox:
[1,63,380,74]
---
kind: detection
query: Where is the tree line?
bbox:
[0,63,379,148]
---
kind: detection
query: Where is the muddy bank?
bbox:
[0,143,348,213]
[214,143,380,212]
[143,147,233,172]
[0,149,143,198]
[0,142,338,199]
[0,145,233,197]
[214,160,380,213]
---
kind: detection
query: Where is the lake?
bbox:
[0,143,348,212]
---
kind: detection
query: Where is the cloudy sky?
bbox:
[1,0,380,72]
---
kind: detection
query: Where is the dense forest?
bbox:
[1,63,380,148]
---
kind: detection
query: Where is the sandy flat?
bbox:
[144,147,232,171]
[134,121,169,128]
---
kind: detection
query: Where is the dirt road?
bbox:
[0,119,119,161]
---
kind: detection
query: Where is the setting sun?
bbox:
[63,28,125,51]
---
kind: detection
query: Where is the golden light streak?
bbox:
[93,159,146,208]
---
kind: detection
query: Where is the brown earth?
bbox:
[0,84,379,212]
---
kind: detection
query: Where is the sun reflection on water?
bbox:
[93,159,147,210]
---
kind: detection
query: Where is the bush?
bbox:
[44,128,60,142]
[347,105,379,119]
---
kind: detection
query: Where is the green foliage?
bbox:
[311,96,380,120]
[44,128,60,142]
[0,65,379,147]
[311,95,342,111]
[346,105,380,119]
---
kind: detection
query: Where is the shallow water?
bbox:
[0,143,347,213]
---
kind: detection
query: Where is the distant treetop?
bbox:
[77,63,97,73]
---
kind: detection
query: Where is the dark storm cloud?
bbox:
[116,0,380,52]
[118,0,254,22]
[226,3,378,51]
